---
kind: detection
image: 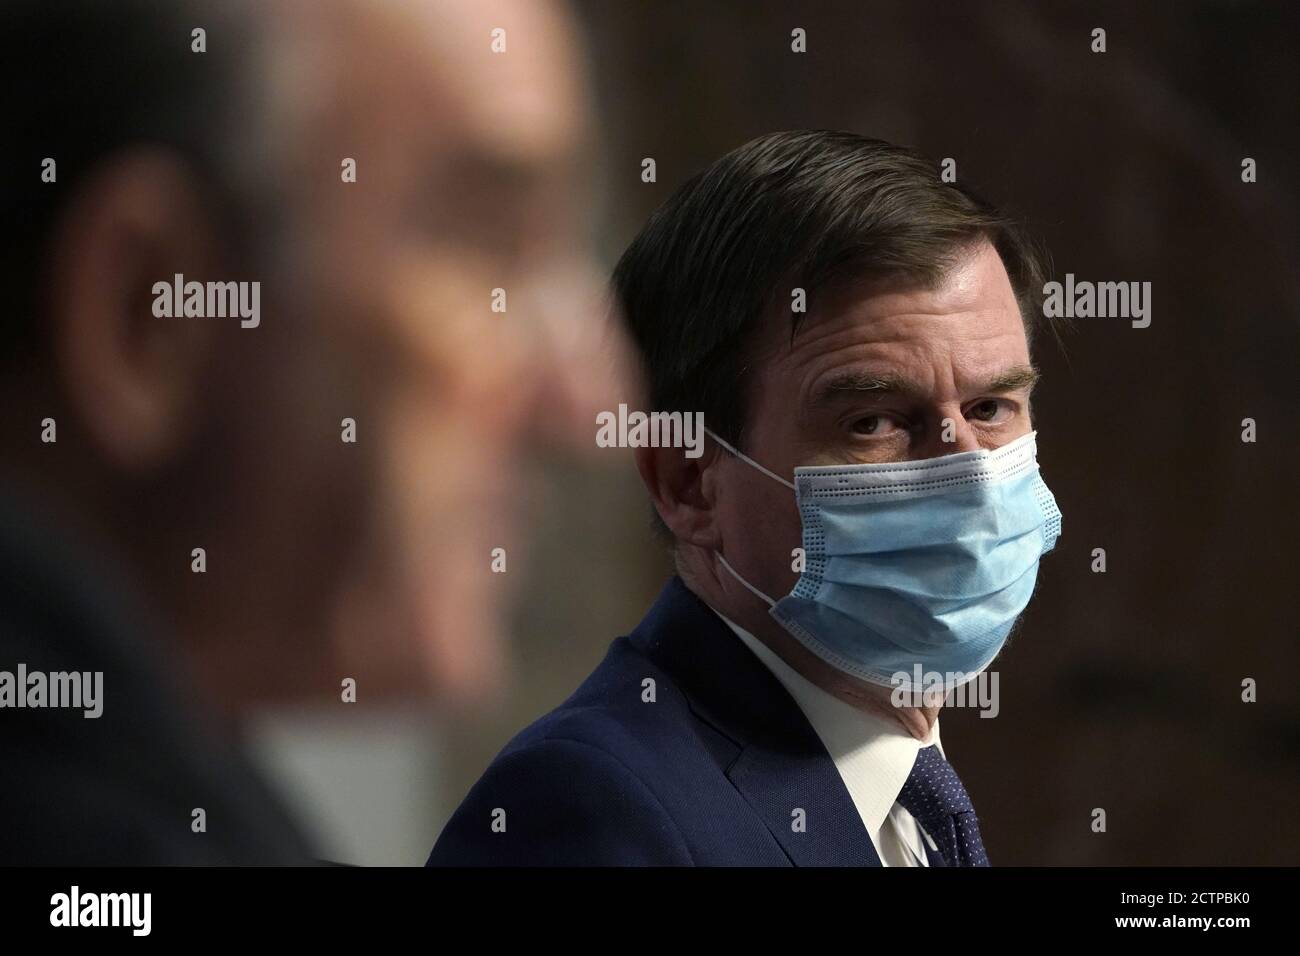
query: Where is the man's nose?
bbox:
[915,414,982,457]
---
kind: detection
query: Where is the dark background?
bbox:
[435,0,1300,866]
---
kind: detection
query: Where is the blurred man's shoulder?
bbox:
[0,493,315,865]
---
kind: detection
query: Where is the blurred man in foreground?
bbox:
[0,0,613,863]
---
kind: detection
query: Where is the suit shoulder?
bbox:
[426,734,693,865]
[504,635,690,771]
[427,637,697,865]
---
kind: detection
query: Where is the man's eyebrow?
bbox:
[983,364,1041,393]
[811,363,1041,407]
[812,371,922,407]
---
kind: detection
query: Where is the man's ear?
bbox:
[634,442,724,550]
[46,150,223,472]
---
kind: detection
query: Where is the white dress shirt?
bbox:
[712,609,945,867]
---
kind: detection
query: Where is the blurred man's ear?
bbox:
[634,443,723,551]
[47,150,221,472]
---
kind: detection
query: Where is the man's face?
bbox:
[206,0,611,708]
[713,241,1037,608]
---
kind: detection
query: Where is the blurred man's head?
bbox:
[0,0,612,712]
[615,130,1048,718]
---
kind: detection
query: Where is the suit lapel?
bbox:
[631,577,881,866]
[727,738,882,866]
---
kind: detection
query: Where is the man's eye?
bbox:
[850,415,900,436]
[967,399,1008,423]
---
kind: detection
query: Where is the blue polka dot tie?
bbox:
[896,744,990,867]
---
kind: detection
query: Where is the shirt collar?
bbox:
[711,608,942,838]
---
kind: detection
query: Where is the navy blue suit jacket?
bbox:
[427,576,891,866]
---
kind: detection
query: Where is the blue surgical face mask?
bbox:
[708,429,1062,691]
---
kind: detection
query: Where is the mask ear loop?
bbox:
[716,552,779,608]
[703,427,791,608]
[703,428,796,490]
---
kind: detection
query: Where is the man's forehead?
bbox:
[760,244,1027,361]
[370,0,584,157]
[816,243,1016,325]
[271,0,587,170]
[743,263,1030,413]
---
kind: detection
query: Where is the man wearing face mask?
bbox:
[428,130,1062,867]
